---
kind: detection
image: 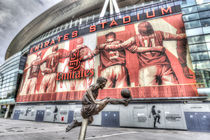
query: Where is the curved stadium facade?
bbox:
[0,0,210,131]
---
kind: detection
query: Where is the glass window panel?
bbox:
[130,10,137,16]
[183,13,200,22]
[188,35,205,44]
[191,52,209,61]
[166,3,175,7]
[185,20,201,29]
[196,0,210,4]
[203,70,210,78]
[182,0,196,7]
[182,6,198,14]
[199,11,210,19]
[202,19,210,28]
[197,52,209,60]
[191,53,200,60]
[203,27,210,34]
[189,43,207,52]
[207,43,210,50]
[6,83,9,87]
[205,35,210,42]
[186,27,203,36]
[197,3,210,11]
[196,60,210,69]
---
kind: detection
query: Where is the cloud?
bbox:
[0,0,61,65]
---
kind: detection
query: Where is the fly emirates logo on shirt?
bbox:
[56,50,94,81]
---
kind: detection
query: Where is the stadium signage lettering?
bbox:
[56,50,95,81]
[30,6,174,54]
[56,69,95,81]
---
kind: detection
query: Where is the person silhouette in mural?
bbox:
[74,32,130,88]
[103,22,187,86]
[20,51,42,94]
[53,106,58,122]
[66,77,131,132]
[149,105,161,128]
[39,45,71,93]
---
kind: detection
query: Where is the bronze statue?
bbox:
[66,77,131,139]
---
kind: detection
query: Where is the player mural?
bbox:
[80,31,130,88]
[16,14,198,102]
[103,21,185,86]
[149,105,161,128]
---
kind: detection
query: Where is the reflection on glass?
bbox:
[197,3,210,11]
[205,35,210,42]
[196,0,210,4]
[189,43,207,52]
[185,20,201,29]
[182,0,196,7]
[190,52,209,61]
[186,27,203,36]
[188,35,205,44]
[183,13,200,21]
[182,6,197,14]
[194,69,210,88]
[199,11,210,19]
[207,43,210,50]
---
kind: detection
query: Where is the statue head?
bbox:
[96,77,107,89]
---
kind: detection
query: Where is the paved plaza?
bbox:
[0,118,209,140]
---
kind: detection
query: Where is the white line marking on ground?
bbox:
[86,131,138,139]
[0,128,65,136]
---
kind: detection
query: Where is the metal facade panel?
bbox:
[183,104,210,112]
[67,111,74,123]
[164,104,187,129]
[184,112,210,132]
[101,111,119,127]
[35,110,45,122]
[197,112,210,132]
[13,110,20,120]
[147,104,165,128]
[43,105,56,122]
[120,104,186,129]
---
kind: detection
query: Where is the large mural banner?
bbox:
[16,14,198,102]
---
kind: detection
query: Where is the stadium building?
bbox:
[0,0,210,132]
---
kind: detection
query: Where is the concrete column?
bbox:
[4,105,10,119]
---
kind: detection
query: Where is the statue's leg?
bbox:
[88,116,93,124]
[66,120,82,132]
[94,99,110,114]
[78,118,89,140]
[78,116,93,140]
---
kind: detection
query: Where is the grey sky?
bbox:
[0,0,61,65]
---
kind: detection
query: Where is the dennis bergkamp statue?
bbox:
[66,77,132,140]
